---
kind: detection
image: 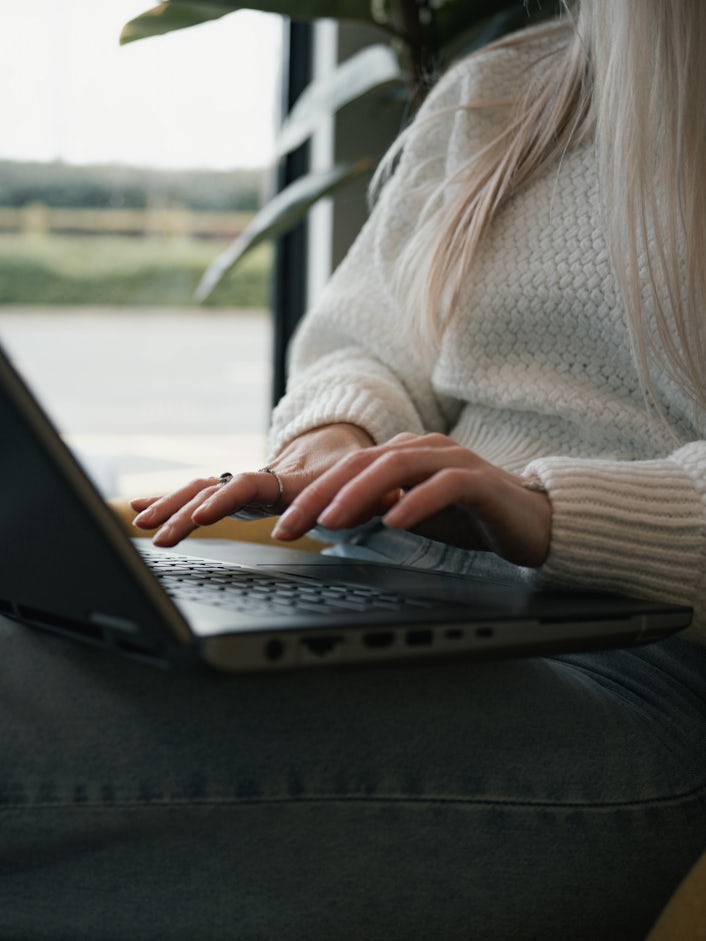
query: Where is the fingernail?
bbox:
[191,503,210,523]
[152,526,173,547]
[272,507,301,539]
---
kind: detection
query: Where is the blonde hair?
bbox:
[384,1,706,417]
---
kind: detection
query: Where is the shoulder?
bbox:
[391,20,572,178]
[366,21,574,260]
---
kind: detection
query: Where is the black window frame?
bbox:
[271,19,313,407]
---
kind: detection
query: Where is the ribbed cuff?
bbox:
[269,379,424,456]
[522,455,705,604]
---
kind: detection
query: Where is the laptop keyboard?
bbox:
[140,548,435,617]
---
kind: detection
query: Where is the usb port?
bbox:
[406,629,433,647]
[363,631,395,649]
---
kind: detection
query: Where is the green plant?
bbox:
[0,234,271,308]
[0,160,265,212]
[121,1,556,300]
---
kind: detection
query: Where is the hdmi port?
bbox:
[363,631,395,649]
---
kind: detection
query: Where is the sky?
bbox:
[0,1,283,170]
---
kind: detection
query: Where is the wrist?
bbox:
[282,422,375,457]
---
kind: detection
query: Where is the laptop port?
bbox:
[265,639,285,662]
[301,635,343,658]
[363,631,395,649]
[405,629,433,647]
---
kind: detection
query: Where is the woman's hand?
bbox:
[130,423,374,547]
[271,432,552,568]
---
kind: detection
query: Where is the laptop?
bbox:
[0,342,692,672]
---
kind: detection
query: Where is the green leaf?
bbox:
[120,3,236,44]
[195,158,371,301]
[275,44,405,159]
[120,0,386,45]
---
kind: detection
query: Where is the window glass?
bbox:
[0,1,281,499]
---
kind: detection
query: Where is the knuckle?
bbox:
[377,450,411,473]
[301,476,329,501]
[434,466,482,496]
[337,450,371,473]
[436,466,467,487]
[421,432,452,447]
[192,477,216,490]
[388,431,418,445]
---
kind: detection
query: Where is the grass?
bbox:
[0,233,272,308]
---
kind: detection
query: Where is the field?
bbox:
[0,232,272,308]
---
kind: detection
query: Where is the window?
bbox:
[0,1,281,499]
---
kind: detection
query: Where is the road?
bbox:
[0,306,272,497]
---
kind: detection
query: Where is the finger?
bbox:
[129,496,162,513]
[385,468,551,566]
[151,486,223,547]
[191,470,284,525]
[153,474,258,546]
[387,431,455,450]
[272,449,386,539]
[272,439,475,541]
[132,478,217,530]
[315,448,474,530]
[383,468,489,531]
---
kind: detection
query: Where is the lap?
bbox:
[1,615,705,940]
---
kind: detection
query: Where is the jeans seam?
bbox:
[1,780,705,813]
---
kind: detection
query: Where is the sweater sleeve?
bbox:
[524,443,706,644]
[268,48,505,455]
[268,27,562,456]
[269,158,448,453]
[267,194,448,453]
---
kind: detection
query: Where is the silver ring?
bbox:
[218,472,233,486]
[258,466,284,507]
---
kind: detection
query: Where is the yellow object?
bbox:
[645,850,706,941]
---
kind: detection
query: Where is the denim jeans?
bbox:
[1,609,705,941]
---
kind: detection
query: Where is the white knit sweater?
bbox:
[270,26,706,645]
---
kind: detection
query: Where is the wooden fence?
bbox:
[0,204,253,240]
